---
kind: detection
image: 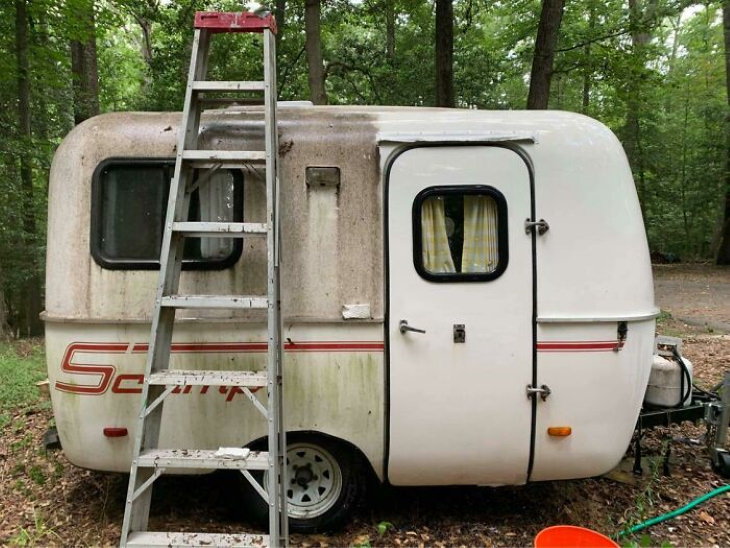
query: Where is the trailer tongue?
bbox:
[634,336,730,478]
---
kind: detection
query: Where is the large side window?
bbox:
[413,185,508,282]
[91,159,243,270]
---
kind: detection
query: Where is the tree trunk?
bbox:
[15,0,43,337]
[623,0,656,217]
[526,0,565,109]
[717,0,730,264]
[304,0,327,105]
[582,7,596,113]
[0,283,8,340]
[70,0,99,125]
[435,0,454,107]
[275,0,286,51]
[386,0,396,63]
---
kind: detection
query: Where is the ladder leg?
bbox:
[121,466,156,543]
[264,26,287,547]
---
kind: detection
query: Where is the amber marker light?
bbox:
[547,426,572,437]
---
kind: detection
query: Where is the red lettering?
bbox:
[226,386,244,402]
[111,374,144,394]
[55,343,126,395]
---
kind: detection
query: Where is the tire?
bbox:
[239,433,368,533]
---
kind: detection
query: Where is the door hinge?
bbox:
[526,384,551,401]
[525,218,549,235]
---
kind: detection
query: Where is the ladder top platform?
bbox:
[194,11,277,34]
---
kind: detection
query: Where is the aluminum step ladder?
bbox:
[120,11,287,548]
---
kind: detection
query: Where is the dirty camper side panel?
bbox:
[45,320,385,473]
[44,110,387,476]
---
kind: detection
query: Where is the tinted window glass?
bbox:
[100,165,168,261]
[92,160,243,270]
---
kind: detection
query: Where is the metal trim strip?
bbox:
[537,309,660,323]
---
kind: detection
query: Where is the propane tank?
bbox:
[644,352,693,408]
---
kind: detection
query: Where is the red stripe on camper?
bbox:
[131,341,385,353]
[537,340,624,352]
[56,340,384,396]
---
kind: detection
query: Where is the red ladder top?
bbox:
[194,11,277,34]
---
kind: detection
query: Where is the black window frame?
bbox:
[91,157,244,271]
[412,185,509,283]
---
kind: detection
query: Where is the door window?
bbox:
[413,185,508,282]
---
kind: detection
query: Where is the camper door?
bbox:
[386,145,534,485]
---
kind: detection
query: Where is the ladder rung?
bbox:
[173,222,267,238]
[148,370,267,387]
[192,80,265,92]
[126,531,269,547]
[161,295,268,310]
[137,449,270,470]
[182,150,266,163]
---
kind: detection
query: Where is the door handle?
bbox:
[399,320,426,335]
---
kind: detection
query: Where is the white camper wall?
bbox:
[46,106,657,485]
[375,108,656,483]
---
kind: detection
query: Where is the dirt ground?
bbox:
[1,264,729,547]
[654,264,730,331]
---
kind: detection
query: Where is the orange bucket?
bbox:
[534,525,619,548]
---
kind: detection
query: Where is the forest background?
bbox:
[1,0,729,338]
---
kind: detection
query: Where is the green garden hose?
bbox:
[617,484,730,538]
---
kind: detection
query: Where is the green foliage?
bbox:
[27,465,47,486]
[0,341,47,421]
[376,520,395,535]
[352,520,395,547]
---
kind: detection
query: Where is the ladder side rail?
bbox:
[264,27,288,547]
[121,28,212,545]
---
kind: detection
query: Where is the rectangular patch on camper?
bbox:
[342,304,371,320]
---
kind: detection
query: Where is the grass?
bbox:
[0,340,47,429]
[8,508,62,547]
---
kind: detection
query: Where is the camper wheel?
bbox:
[240,432,369,533]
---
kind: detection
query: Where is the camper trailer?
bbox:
[44,105,658,530]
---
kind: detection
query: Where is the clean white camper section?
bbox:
[387,146,533,485]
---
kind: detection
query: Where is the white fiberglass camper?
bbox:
[44,105,658,530]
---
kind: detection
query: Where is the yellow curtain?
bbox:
[421,196,455,273]
[462,195,498,273]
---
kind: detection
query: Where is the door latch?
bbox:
[453,324,465,343]
[524,218,550,235]
[526,384,552,401]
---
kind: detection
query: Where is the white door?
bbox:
[387,145,534,486]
